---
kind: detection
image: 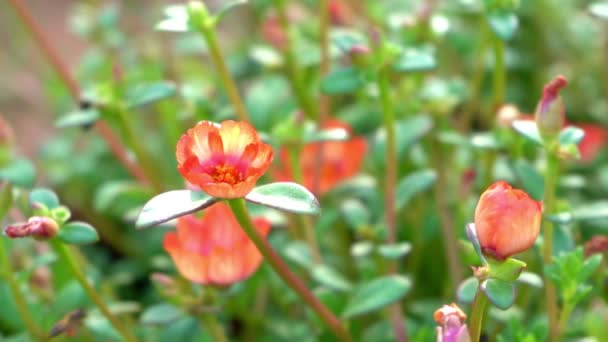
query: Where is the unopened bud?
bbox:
[434,303,471,342]
[348,44,371,67]
[535,75,567,144]
[4,217,59,240]
[496,104,520,128]
[187,1,211,30]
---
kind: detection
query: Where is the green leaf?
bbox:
[215,0,248,23]
[559,126,585,145]
[283,242,313,269]
[126,82,177,108]
[392,49,436,72]
[589,2,608,19]
[572,201,608,221]
[0,158,36,188]
[457,277,479,304]
[395,169,437,210]
[517,271,543,288]
[512,120,542,146]
[512,159,544,201]
[50,206,72,225]
[140,303,184,325]
[303,127,349,144]
[56,109,100,128]
[377,242,412,260]
[156,5,189,32]
[481,279,515,310]
[245,182,320,215]
[487,258,527,282]
[29,188,60,210]
[340,199,370,230]
[341,275,411,318]
[311,265,353,292]
[487,11,518,41]
[580,254,602,281]
[321,67,365,95]
[136,190,217,229]
[57,222,99,245]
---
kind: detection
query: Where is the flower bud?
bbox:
[434,303,471,342]
[474,181,542,260]
[496,104,520,128]
[4,216,59,240]
[535,75,568,143]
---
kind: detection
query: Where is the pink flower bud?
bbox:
[535,75,567,142]
[4,217,59,240]
[434,303,471,342]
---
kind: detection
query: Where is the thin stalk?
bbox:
[7,0,150,186]
[376,70,408,342]
[557,302,574,337]
[287,147,322,263]
[490,34,506,117]
[460,23,489,132]
[197,24,250,122]
[200,315,229,342]
[274,0,318,120]
[483,32,506,185]
[227,199,351,342]
[115,106,164,193]
[0,239,46,341]
[430,130,464,290]
[50,240,139,342]
[313,0,331,194]
[542,151,560,341]
[468,286,489,341]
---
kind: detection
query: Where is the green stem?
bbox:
[377,70,408,342]
[460,22,489,132]
[490,33,506,113]
[0,239,46,341]
[200,314,229,342]
[115,106,164,193]
[227,199,351,342]
[50,240,139,342]
[557,302,574,336]
[483,31,506,185]
[430,128,464,291]
[274,0,318,120]
[287,147,322,263]
[468,285,489,341]
[197,22,250,122]
[542,151,560,341]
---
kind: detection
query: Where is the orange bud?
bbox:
[273,120,367,195]
[474,181,542,260]
[163,203,271,285]
[176,121,274,199]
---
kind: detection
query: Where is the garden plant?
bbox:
[0,0,607,341]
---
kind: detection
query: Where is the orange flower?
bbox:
[273,120,367,195]
[474,181,542,260]
[176,120,273,199]
[576,124,607,163]
[163,203,271,285]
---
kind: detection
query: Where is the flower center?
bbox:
[211,164,244,185]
